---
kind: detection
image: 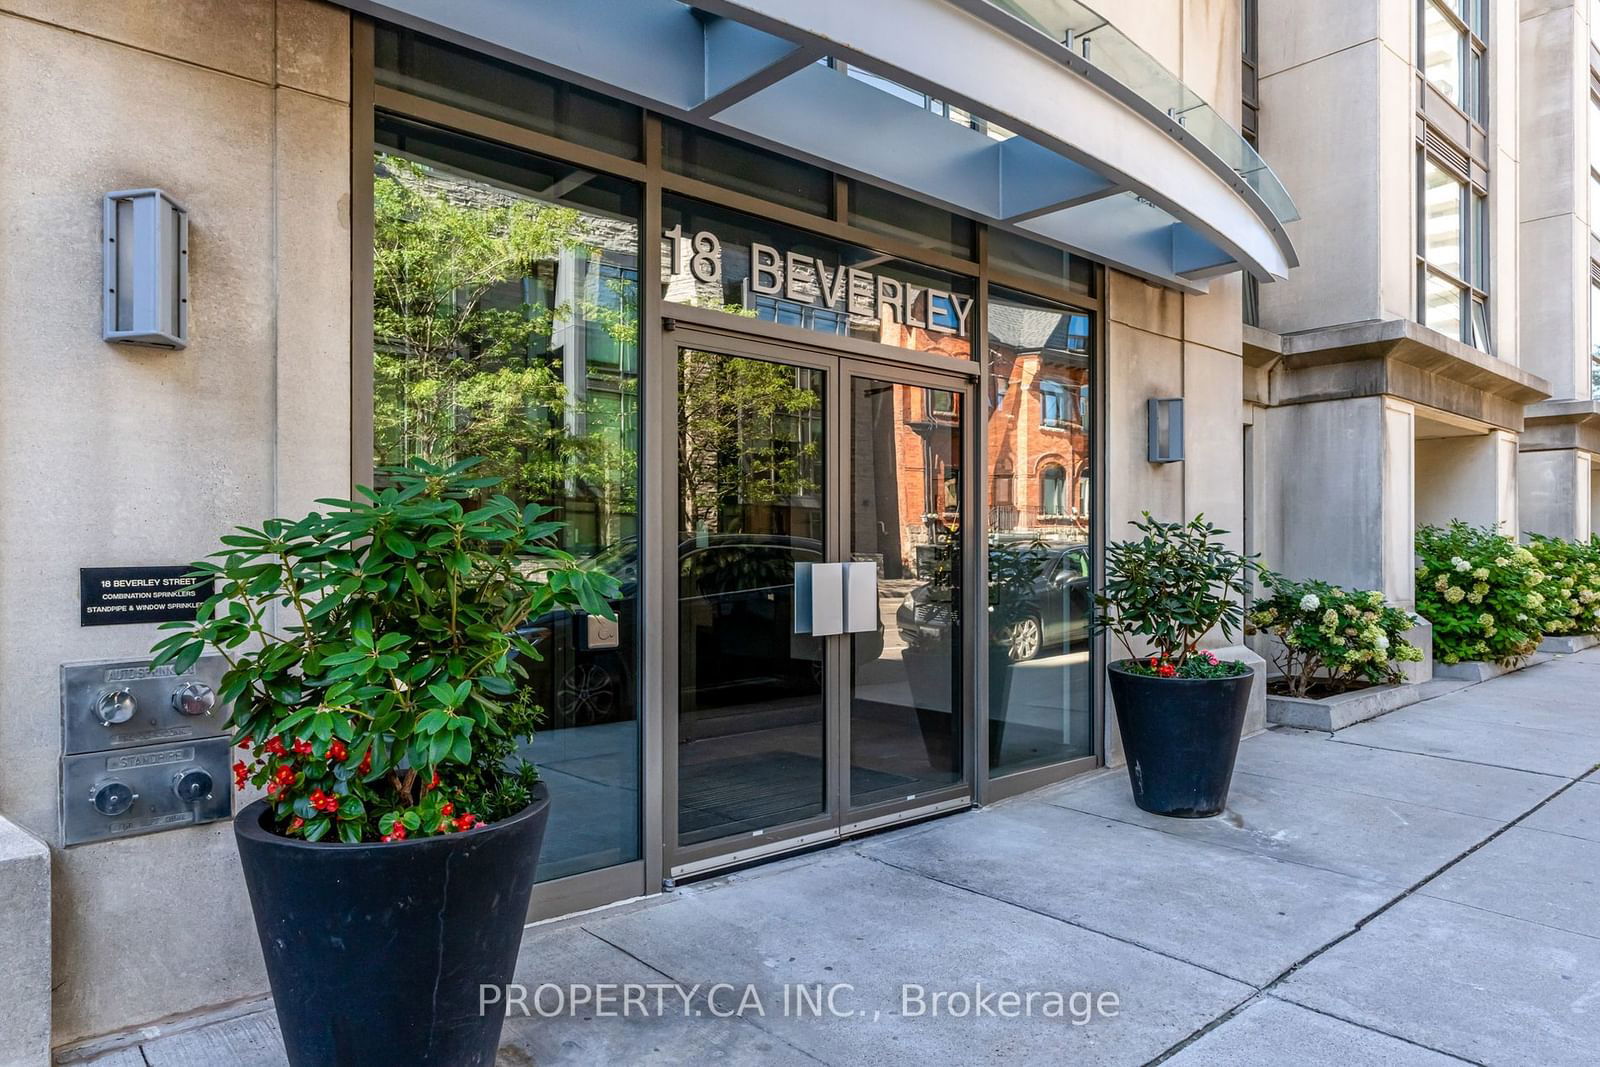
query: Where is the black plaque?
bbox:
[80,566,211,627]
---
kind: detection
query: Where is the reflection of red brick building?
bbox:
[854,305,1089,578]
[862,322,966,579]
[984,301,1091,543]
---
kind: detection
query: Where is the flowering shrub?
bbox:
[1414,522,1543,665]
[1524,534,1600,636]
[1246,578,1423,697]
[1097,513,1261,678]
[150,458,619,843]
[1126,649,1242,679]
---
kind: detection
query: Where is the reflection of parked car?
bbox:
[520,534,884,725]
[896,542,1090,662]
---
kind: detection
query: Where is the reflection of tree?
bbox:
[678,352,822,531]
[372,154,637,545]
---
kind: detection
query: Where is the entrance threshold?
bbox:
[668,796,972,881]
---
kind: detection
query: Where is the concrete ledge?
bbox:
[1396,617,1433,685]
[1213,644,1267,736]
[1266,683,1427,732]
[0,817,50,1067]
[1539,633,1600,654]
[1434,652,1553,682]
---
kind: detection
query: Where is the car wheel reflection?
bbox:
[1000,615,1043,662]
[558,662,620,723]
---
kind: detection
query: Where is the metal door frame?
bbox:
[659,321,977,882]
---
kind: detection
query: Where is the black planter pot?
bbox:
[234,784,551,1066]
[1107,662,1252,818]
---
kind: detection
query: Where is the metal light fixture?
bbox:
[1147,397,1184,463]
[103,188,189,349]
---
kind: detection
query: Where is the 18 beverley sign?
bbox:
[80,566,212,627]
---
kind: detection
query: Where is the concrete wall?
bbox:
[1259,0,1522,359]
[1517,0,1587,398]
[0,0,351,1045]
[1415,430,1519,532]
[1255,1,1413,333]
[1263,396,1418,604]
[1519,447,1594,538]
[1101,3,1256,763]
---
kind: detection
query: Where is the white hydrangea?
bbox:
[1452,556,1472,573]
[1374,634,1390,651]
[1299,593,1320,612]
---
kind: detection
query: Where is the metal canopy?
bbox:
[339,0,1297,292]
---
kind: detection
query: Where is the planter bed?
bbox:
[1538,633,1600,655]
[1265,682,1427,732]
[1433,651,1552,682]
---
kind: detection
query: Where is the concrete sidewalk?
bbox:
[73,650,1600,1066]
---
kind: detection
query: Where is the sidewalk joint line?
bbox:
[1410,888,1600,943]
[856,849,1253,986]
[1325,738,1584,778]
[579,927,836,1065]
[1226,763,1565,821]
[1042,796,1477,889]
[1147,771,1597,1063]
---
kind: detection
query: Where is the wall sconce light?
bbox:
[103,189,188,349]
[1147,397,1184,463]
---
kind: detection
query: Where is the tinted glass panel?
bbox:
[1422,1,1464,108]
[374,25,642,160]
[371,119,642,880]
[1422,158,1464,279]
[848,179,976,259]
[662,120,833,216]
[988,227,1097,296]
[985,287,1094,775]
[663,194,976,359]
[1423,271,1464,340]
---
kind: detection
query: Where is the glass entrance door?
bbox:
[670,337,972,876]
[845,372,966,809]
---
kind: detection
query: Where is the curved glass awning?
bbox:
[340,0,1298,292]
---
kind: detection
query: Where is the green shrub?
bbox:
[1524,534,1600,637]
[1247,578,1423,697]
[1414,522,1543,665]
[151,457,619,843]
[1097,513,1261,677]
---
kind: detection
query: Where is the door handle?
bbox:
[794,562,845,636]
[843,561,878,634]
[794,562,877,636]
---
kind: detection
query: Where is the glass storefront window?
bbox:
[371,116,642,881]
[985,287,1094,775]
[662,194,976,360]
